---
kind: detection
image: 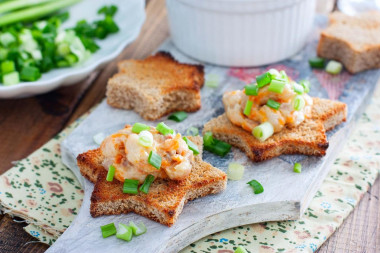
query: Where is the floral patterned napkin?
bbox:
[1,85,380,251]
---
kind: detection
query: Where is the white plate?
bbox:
[0,0,145,98]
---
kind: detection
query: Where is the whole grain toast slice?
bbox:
[106,52,205,120]
[77,136,227,226]
[203,98,347,162]
[317,11,380,73]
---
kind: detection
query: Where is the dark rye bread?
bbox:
[203,98,347,162]
[77,136,227,227]
[106,52,204,120]
[317,11,380,73]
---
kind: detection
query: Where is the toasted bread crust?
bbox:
[106,52,205,120]
[77,136,227,226]
[203,98,347,162]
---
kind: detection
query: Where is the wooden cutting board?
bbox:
[50,35,380,252]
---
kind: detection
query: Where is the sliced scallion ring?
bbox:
[293,163,302,173]
[156,122,174,135]
[139,174,155,194]
[299,80,310,93]
[100,223,117,238]
[244,84,259,96]
[116,223,133,241]
[247,179,264,194]
[243,100,253,116]
[227,162,245,180]
[129,221,147,236]
[132,123,150,134]
[252,122,274,142]
[205,73,219,88]
[203,131,214,146]
[148,151,162,169]
[138,130,154,147]
[168,111,188,122]
[256,72,271,88]
[183,136,200,155]
[106,165,116,182]
[280,70,288,82]
[123,179,139,195]
[186,126,199,136]
[293,82,304,95]
[293,95,306,111]
[266,99,280,110]
[325,60,343,75]
[309,57,325,68]
[268,79,286,94]
[234,246,248,253]
[267,68,281,79]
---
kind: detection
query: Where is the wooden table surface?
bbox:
[0,0,378,252]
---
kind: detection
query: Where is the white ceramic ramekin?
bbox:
[166,0,316,66]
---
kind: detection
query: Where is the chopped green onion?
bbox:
[293,163,302,173]
[299,80,310,93]
[234,246,248,253]
[268,79,286,94]
[227,162,245,180]
[256,72,271,88]
[293,95,306,111]
[243,100,253,116]
[186,127,199,136]
[100,223,117,238]
[325,60,343,75]
[1,61,15,74]
[138,130,154,147]
[20,66,41,81]
[129,221,147,236]
[148,151,161,169]
[132,123,150,134]
[168,111,188,122]
[0,0,81,27]
[2,71,19,86]
[266,99,281,110]
[98,5,118,17]
[183,136,200,155]
[293,82,304,94]
[116,223,133,241]
[205,73,219,88]
[252,122,274,142]
[203,131,214,146]
[57,43,70,56]
[139,174,155,194]
[156,122,174,135]
[309,57,325,69]
[244,84,259,96]
[205,139,231,157]
[267,68,281,79]
[0,33,16,47]
[280,70,288,82]
[123,179,139,195]
[93,132,106,145]
[247,179,264,194]
[106,165,116,182]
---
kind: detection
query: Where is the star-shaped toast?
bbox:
[203,98,347,162]
[317,11,380,73]
[77,136,227,226]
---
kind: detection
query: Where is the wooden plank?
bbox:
[0,215,48,253]
[317,177,380,252]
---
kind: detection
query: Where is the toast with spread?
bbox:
[106,52,204,120]
[78,129,227,226]
[203,69,347,162]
